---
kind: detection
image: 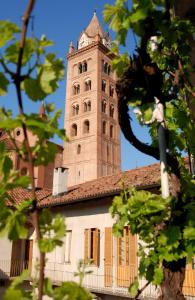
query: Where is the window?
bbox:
[72,104,79,116]
[65,230,72,263]
[109,85,114,97]
[110,104,114,118]
[75,104,79,115]
[85,79,91,91]
[84,228,100,266]
[108,65,111,76]
[87,101,91,111]
[110,125,114,138]
[84,101,91,112]
[102,99,106,113]
[83,120,90,134]
[73,83,80,95]
[102,79,106,92]
[71,124,77,137]
[102,121,106,134]
[104,62,108,74]
[16,130,21,136]
[83,61,87,72]
[77,144,81,154]
[78,63,82,74]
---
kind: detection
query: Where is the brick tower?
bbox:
[63,12,121,187]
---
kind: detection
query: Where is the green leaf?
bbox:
[0,72,9,95]
[0,21,20,47]
[53,281,93,300]
[23,77,46,101]
[128,279,139,297]
[153,267,164,285]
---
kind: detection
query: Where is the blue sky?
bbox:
[0,0,157,170]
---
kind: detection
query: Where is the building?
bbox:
[63,12,121,187]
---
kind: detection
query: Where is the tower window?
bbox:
[83,61,87,72]
[87,101,91,111]
[85,79,91,91]
[102,99,107,113]
[109,85,114,97]
[83,102,87,112]
[78,63,82,74]
[73,83,80,95]
[102,80,106,92]
[104,62,108,74]
[16,130,21,136]
[110,125,114,138]
[71,124,77,137]
[72,104,79,116]
[75,104,79,115]
[110,104,114,118]
[77,144,81,154]
[108,65,111,76]
[83,120,90,134]
[102,121,106,134]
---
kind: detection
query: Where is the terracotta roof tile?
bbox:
[85,13,105,38]
[39,163,160,208]
[7,188,51,206]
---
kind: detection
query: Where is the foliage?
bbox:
[0,3,92,300]
[104,0,195,297]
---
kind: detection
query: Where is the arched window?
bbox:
[71,124,77,137]
[77,144,81,154]
[83,102,87,112]
[72,105,76,116]
[75,104,79,115]
[78,63,82,74]
[85,79,91,91]
[110,125,114,138]
[101,60,104,72]
[102,121,106,134]
[108,65,111,76]
[110,104,114,118]
[102,99,107,113]
[87,101,91,111]
[73,83,80,95]
[109,85,114,97]
[102,79,106,92]
[104,62,108,74]
[83,61,87,72]
[83,120,90,134]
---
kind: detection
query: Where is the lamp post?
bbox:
[134,97,170,198]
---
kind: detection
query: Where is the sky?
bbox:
[0,0,157,171]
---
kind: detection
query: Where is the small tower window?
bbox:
[73,84,80,95]
[83,61,87,72]
[102,99,107,113]
[108,65,111,76]
[110,125,114,138]
[84,102,87,112]
[71,124,77,137]
[104,62,108,74]
[87,101,91,111]
[78,63,82,74]
[85,79,91,91]
[75,104,79,115]
[109,85,114,97]
[77,144,81,154]
[16,130,21,136]
[83,120,90,134]
[102,80,106,92]
[102,121,106,134]
[110,104,114,118]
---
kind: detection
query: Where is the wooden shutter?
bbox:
[93,228,100,266]
[84,229,89,263]
[129,231,137,283]
[104,227,113,287]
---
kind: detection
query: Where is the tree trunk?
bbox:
[158,259,186,300]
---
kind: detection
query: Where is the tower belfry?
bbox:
[63,13,121,187]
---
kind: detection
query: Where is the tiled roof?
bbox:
[39,163,160,208]
[85,13,105,38]
[7,188,51,206]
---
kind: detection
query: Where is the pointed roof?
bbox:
[85,11,105,38]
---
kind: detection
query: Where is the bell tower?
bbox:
[63,12,121,187]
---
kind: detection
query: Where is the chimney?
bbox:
[52,167,68,196]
